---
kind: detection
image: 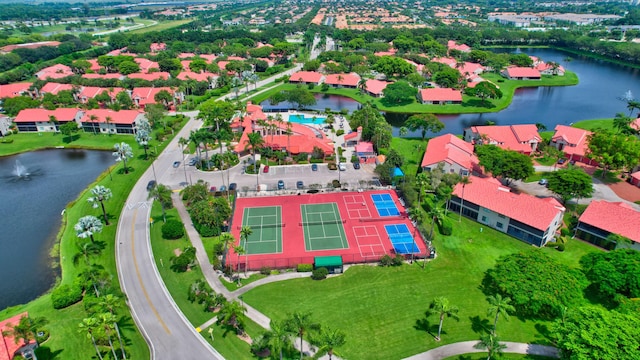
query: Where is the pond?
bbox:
[260,93,361,113]
[0,149,113,310]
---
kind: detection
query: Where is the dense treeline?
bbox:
[0,3,126,21]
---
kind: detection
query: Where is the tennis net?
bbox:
[237,223,285,230]
[299,219,346,226]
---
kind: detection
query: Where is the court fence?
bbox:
[235,181,389,198]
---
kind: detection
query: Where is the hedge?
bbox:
[162,219,185,239]
[311,267,329,280]
[297,263,313,272]
[51,284,83,309]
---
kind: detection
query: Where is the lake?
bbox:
[0,149,112,310]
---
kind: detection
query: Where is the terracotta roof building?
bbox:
[449,175,565,246]
[550,125,593,164]
[80,109,145,135]
[127,72,170,81]
[14,108,82,133]
[77,86,124,104]
[0,41,60,53]
[0,83,32,98]
[447,40,471,53]
[35,64,74,80]
[0,312,34,360]
[464,124,541,154]
[289,71,324,84]
[576,200,640,250]
[364,79,390,97]
[324,73,360,88]
[421,134,480,176]
[39,82,74,96]
[81,73,123,80]
[418,88,462,105]
[502,67,541,80]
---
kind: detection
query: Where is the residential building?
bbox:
[289,71,324,85]
[14,108,82,132]
[150,42,166,53]
[417,88,462,105]
[39,82,74,96]
[134,58,159,73]
[575,200,640,250]
[0,83,32,98]
[81,73,123,80]
[629,171,640,187]
[0,312,35,360]
[550,125,593,164]
[448,176,565,247]
[176,71,218,88]
[535,62,565,76]
[80,109,145,135]
[447,40,471,53]
[344,126,362,146]
[130,87,175,108]
[127,72,170,81]
[0,41,60,54]
[77,86,124,104]
[355,141,377,164]
[324,73,360,88]
[502,67,541,80]
[464,124,541,154]
[421,134,480,176]
[364,79,390,97]
[488,13,540,27]
[35,64,73,80]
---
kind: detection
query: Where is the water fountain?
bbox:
[13,160,30,179]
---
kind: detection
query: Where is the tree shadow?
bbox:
[62,134,80,144]
[115,167,134,175]
[533,323,554,346]
[469,315,491,334]
[461,99,496,109]
[34,346,63,360]
[414,316,441,338]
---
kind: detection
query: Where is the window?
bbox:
[481,216,487,222]
[497,222,504,229]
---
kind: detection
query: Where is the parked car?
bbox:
[263,165,269,173]
[229,183,237,191]
[539,178,548,186]
[569,159,576,165]
[338,163,346,171]
[146,180,156,191]
[557,158,566,165]
[277,180,285,189]
[209,186,217,193]
[311,164,318,171]
[353,162,360,170]
[188,158,198,166]
[219,185,227,192]
[296,181,304,189]
[172,161,181,168]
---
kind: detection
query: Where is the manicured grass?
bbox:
[251,71,578,114]
[242,216,601,360]
[390,137,428,176]
[572,118,614,131]
[149,203,261,359]
[129,19,192,34]
[0,132,138,156]
[525,171,551,183]
[220,274,269,292]
[444,354,555,360]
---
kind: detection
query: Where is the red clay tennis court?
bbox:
[229,190,428,270]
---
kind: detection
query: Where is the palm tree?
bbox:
[285,122,293,157]
[217,300,246,334]
[135,129,151,160]
[266,320,293,360]
[312,327,346,360]
[89,114,99,135]
[148,184,172,223]
[75,215,103,243]
[98,313,119,360]
[2,315,46,348]
[105,116,113,135]
[474,332,507,360]
[72,240,103,266]
[357,77,367,94]
[427,205,444,241]
[240,226,253,274]
[427,297,459,341]
[286,311,319,360]
[246,132,264,187]
[87,185,113,225]
[416,172,428,204]
[79,317,104,360]
[99,294,127,360]
[233,244,245,284]
[458,176,472,222]
[487,294,515,334]
[231,76,243,99]
[112,142,133,174]
[219,232,236,270]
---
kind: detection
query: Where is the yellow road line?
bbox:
[131,209,171,334]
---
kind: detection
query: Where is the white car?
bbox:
[338,163,346,171]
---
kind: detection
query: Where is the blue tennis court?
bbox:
[384,224,420,254]
[371,193,400,217]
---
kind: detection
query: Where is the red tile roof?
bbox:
[178,52,197,59]
[535,62,565,73]
[81,73,123,80]
[365,79,390,95]
[324,73,360,87]
[128,72,170,81]
[505,67,541,78]
[40,82,74,95]
[447,40,471,52]
[87,59,101,72]
[421,134,478,170]
[431,57,457,68]
[1,41,60,53]
[453,175,565,231]
[579,201,640,243]
[78,86,124,102]
[81,109,142,125]
[176,71,217,82]
[355,142,374,153]
[14,108,81,123]
[631,118,640,131]
[289,71,323,83]
[0,312,31,360]
[134,58,159,72]
[458,62,484,77]
[631,171,640,182]
[0,83,32,98]
[374,49,397,57]
[551,125,591,158]
[469,125,541,154]
[131,87,173,107]
[35,64,73,80]
[419,88,462,102]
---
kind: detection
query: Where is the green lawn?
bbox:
[149,203,262,359]
[251,71,578,114]
[242,216,601,360]
[128,19,192,34]
[444,354,555,360]
[390,137,428,176]
[0,132,138,156]
[572,118,614,131]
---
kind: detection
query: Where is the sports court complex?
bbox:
[229,190,428,270]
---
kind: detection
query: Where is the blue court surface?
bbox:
[384,224,420,254]
[371,193,400,217]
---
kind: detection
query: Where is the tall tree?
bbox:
[586,130,640,177]
[405,114,444,140]
[98,313,119,360]
[311,327,346,360]
[426,297,459,341]
[240,226,253,274]
[148,184,173,223]
[98,295,127,360]
[265,320,293,360]
[475,145,534,185]
[233,244,245,284]
[72,241,103,266]
[546,167,594,205]
[135,129,151,160]
[457,176,471,222]
[466,81,503,105]
[219,232,236,270]
[75,215,103,243]
[286,311,319,360]
[79,317,104,360]
[112,142,133,174]
[217,300,246,334]
[486,294,515,334]
[474,332,507,360]
[87,185,113,225]
[246,132,264,187]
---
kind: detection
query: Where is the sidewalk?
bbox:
[403,341,559,360]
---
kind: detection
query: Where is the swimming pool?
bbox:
[288,114,326,125]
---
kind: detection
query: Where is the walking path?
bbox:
[403,341,559,360]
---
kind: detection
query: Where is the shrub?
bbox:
[297,263,313,272]
[560,228,570,237]
[393,254,405,266]
[310,158,324,163]
[557,243,566,252]
[51,284,83,309]
[351,155,358,163]
[260,266,271,276]
[171,247,197,272]
[307,83,315,90]
[438,217,453,236]
[321,83,330,91]
[1,138,13,144]
[162,220,185,239]
[311,267,329,280]
[336,129,344,136]
[380,254,397,267]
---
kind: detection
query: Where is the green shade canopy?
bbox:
[314,256,343,268]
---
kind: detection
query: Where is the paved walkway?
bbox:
[403,341,559,360]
